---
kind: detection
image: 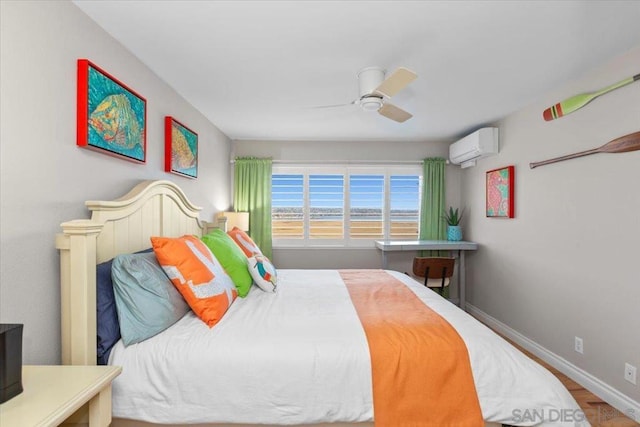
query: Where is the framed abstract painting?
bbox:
[165,116,198,179]
[486,165,514,218]
[77,59,146,163]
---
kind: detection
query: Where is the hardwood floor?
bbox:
[498,334,639,427]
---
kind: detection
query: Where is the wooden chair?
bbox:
[412,257,456,295]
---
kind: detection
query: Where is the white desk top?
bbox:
[0,365,121,427]
[375,239,478,251]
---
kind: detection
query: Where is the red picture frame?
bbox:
[165,116,198,179]
[77,59,147,163]
[486,165,515,218]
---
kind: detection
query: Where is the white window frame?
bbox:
[272,164,422,248]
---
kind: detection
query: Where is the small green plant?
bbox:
[442,207,464,226]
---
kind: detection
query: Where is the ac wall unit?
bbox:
[449,127,499,168]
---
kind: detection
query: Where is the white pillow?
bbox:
[248,255,277,292]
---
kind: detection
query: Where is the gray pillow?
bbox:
[112,252,190,346]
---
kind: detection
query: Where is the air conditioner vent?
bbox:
[449,128,499,167]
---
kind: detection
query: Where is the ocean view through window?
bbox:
[272,165,422,247]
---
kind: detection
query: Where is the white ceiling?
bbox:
[73,1,640,142]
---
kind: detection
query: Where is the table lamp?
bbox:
[218,211,249,232]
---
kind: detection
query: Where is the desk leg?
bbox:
[381,251,388,269]
[459,250,466,311]
[88,384,112,427]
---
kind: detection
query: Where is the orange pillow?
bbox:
[151,235,237,327]
[227,227,262,258]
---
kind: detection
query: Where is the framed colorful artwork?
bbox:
[486,165,515,218]
[77,59,146,163]
[165,116,198,179]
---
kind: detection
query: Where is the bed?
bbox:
[56,180,588,427]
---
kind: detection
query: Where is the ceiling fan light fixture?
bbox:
[360,96,383,112]
[357,67,385,97]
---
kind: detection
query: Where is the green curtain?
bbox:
[419,157,447,296]
[233,157,273,259]
[419,157,447,246]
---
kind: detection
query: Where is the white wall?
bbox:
[233,139,464,283]
[0,1,232,364]
[462,46,640,401]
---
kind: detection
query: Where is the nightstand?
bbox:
[0,365,121,427]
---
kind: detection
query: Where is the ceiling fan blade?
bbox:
[308,101,356,109]
[378,102,413,123]
[373,67,417,98]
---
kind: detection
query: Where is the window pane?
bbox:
[390,175,420,238]
[272,174,303,238]
[350,174,384,239]
[309,174,344,239]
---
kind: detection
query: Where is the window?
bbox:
[389,175,421,238]
[271,174,303,238]
[309,174,344,239]
[272,165,422,247]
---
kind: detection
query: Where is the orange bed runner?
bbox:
[340,270,483,427]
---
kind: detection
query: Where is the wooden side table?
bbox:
[0,365,121,427]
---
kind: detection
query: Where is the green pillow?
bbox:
[201,229,253,297]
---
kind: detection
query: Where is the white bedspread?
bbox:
[109,270,588,426]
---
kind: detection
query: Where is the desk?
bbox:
[0,365,121,427]
[375,240,478,310]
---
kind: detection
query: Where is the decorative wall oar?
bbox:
[543,74,639,121]
[530,131,640,169]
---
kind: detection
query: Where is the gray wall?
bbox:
[233,139,464,285]
[462,46,640,400]
[0,1,232,364]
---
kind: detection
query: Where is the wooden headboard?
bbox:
[55,180,222,366]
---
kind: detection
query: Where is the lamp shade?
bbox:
[221,211,249,232]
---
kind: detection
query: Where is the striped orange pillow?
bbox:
[227,227,263,258]
[151,235,237,327]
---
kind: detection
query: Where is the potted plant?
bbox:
[443,207,464,241]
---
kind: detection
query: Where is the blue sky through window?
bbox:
[272,174,419,210]
[272,174,303,208]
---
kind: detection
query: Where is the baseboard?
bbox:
[466,303,640,420]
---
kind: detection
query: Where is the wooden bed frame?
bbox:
[56,180,500,427]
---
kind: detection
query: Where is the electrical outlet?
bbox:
[624,363,637,385]
[574,337,583,354]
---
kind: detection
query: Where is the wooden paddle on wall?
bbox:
[543,74,639,121]
[530,131,640,169]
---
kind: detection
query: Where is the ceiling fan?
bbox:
[315,66,418,123]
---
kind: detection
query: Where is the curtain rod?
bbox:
[229,159,450,165]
